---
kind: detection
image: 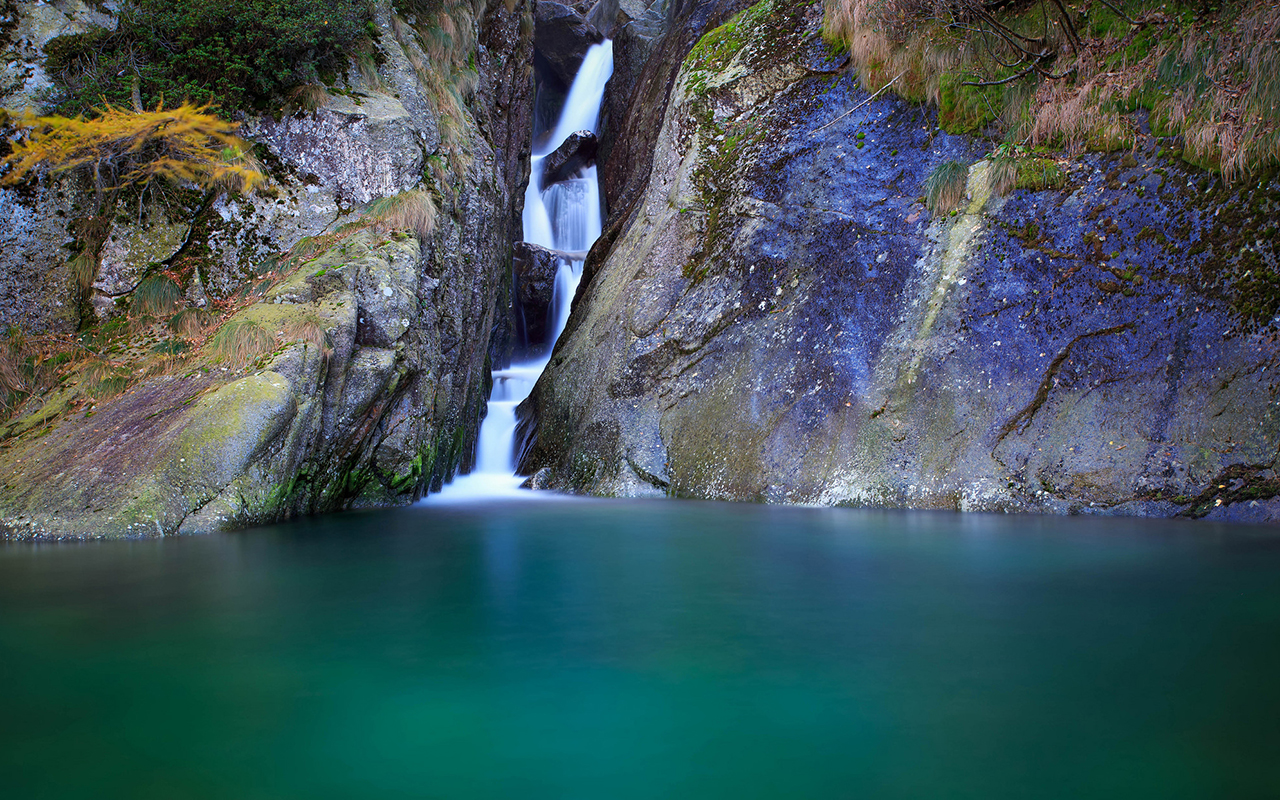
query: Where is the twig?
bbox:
[1097,0,1140,27]
[962,61,1041,87]
[812,71,906,134]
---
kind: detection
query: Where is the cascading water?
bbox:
[428,40,613,501]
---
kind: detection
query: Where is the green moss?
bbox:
[1177,464,1280,519]
[1182,167,1280,327]
[937,72,999,134]
[1014,158,1067,191]
[680,0,806,282]
[686,0,776,79]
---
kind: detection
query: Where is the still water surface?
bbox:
[2,500,1278,799]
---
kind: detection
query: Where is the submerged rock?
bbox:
[518,0,1280,522]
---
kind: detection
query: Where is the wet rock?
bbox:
[535,1,604,87]
[586,0,621,36]
[518,0,1280,523]
[542,130,599,187]
[513,242,567,349]
[520,466,555,489]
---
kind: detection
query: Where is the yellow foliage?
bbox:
[2,102,265,194]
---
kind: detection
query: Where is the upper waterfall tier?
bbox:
[427,38,613,503]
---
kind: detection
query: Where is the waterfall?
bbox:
[428,40,613,501]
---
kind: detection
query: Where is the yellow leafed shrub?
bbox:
[2,102,265,195]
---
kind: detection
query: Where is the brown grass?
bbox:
[924,159,969,216]
[825,0,1280,178]
[989,156,1018,196]
[129,273,184,318]
[390,0,481,178]
[68,250,99,289]
[205,319,275,366]
[79,358,131,400]
[366,189,438,239]
[1152,4,1280,179]
[169,308,218,339]
[288,84,330,112]
[283,318,332,355]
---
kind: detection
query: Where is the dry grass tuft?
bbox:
[825,0,1280,179]
[288,84,330,112]
[205,319,275,366]
[68,250,99,289]
[283,318,332,355]
[367,189,437,238]
[79,358,130,400]
[0,330,32,397]
[924,159,969,216]
[169,308,218,339]
[130,273,184,318]
[990,156,1019,196]
[1150,4,1280,179]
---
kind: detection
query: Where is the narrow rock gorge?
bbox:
[1,0,1277,536]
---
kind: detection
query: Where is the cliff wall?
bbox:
[0,0,536,537]
[518,0,1280,523]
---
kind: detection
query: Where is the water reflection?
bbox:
[2,503,1278,798]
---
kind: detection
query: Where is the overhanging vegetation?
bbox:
[824,0,1280,179]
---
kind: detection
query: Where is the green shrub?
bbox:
[43,0,374,116]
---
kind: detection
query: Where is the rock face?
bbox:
[518,0,1280,523]
[598,0,747,215]
[0,0,114,114]
[0,0,537,537]
[2,232,435,536]
[542,130,598,186]
[513,242,567,350]
[0,178,79,334]
[535,1,604,87]
[594,0,675,180]
[247,93,433,206]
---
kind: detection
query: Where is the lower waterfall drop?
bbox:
[428,40,613,501]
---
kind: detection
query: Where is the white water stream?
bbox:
[429,40,613,501]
